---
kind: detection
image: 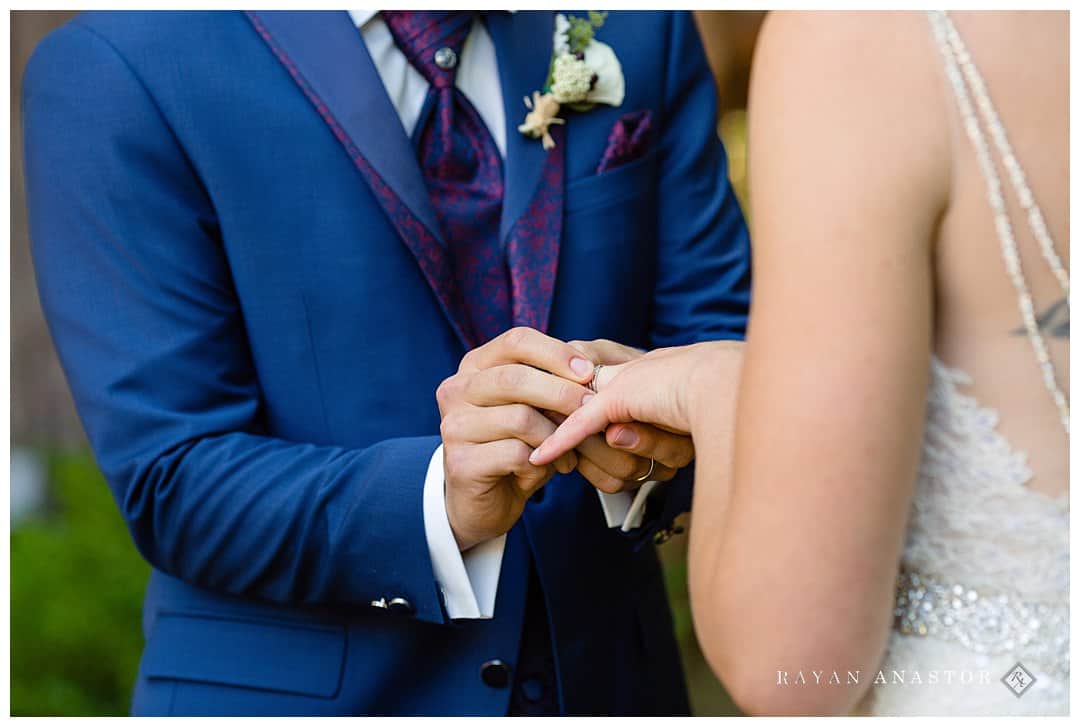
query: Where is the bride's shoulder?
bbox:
[749,11,951,212]
[756,11,935,52]
[753,11,943,98]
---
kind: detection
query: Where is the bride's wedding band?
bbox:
[587,364,604,393]
[635,458,656,482]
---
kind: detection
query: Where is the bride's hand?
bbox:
[530,340,743,466]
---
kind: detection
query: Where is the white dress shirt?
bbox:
[350,10,653,621]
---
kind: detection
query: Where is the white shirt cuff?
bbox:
[422,444,505,620]
[598,480,660,532]
[597,491,633,527]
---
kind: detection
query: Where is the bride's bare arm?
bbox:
[689,11,950,714]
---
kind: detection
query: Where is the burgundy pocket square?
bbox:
[596,110,654,174]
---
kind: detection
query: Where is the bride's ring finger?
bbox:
[587,364,604,393]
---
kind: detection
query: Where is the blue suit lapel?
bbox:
[486,11,556,244]
[487,11,564,334]
[247,10,476,349]
[248,10,445,246]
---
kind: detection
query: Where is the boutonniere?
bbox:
[518,11,626,150]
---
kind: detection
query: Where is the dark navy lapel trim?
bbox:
[486,11,557,243]
[248,10,445,248]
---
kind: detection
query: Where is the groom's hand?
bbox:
[437,327,596,551]
[561,339,696,494]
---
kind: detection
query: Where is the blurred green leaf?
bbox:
[11,450,149,716]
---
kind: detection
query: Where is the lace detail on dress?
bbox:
[905,357,1069,605]
[867,355,1071,714]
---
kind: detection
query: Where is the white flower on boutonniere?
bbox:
[518,11,625,150]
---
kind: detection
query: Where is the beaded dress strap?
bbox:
[927,10,1070,435]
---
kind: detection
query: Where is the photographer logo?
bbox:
[1001,662,1036,698]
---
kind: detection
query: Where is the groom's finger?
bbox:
[573,434,660,483]
[575,455,636,494]
[567,339,642,367]
[469,439,553,493]
[441,403,578,474]
[466,364,592,415]
[576,449,677,494]
[462,326,595,385]
[529,394,613,465]
[605,423,695,470]
[444,403,555,444]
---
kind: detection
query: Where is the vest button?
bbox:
[434,47,457,70]
[480,659,512,688]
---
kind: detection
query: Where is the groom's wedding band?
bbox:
[635,458,656,482]
[587,364,604,393]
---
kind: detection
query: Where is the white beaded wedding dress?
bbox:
[854,12,1069,716]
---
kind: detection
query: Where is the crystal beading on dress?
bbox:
[894,569,1068,679]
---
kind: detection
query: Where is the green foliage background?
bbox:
[10,452,149,716]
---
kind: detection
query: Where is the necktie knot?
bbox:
[382,11,472,88]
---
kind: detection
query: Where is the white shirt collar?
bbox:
[348,10,378,29]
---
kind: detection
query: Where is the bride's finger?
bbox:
[529,394,613,465]
[590,361,626,391]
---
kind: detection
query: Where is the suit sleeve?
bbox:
[637,11,753,543]
[22,22,449,623]
[652,10,751,346]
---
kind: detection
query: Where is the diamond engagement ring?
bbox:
[587,364,604,393]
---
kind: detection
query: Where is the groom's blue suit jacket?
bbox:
[23,10,750,716]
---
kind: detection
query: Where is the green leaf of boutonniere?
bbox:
[566,11,607,55]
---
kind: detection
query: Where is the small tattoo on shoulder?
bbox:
[1012,298,1069,339]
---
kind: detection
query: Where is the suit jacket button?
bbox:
[480,659,512,688]
[387,597,414,615]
